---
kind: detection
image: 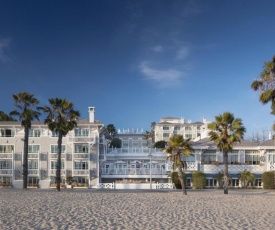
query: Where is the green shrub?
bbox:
[262,172,275,189]
[192,172,206,189]
[171,171,186,189]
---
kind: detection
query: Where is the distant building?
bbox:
[154,116,210,142]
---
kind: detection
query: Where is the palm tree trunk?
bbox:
[56,133,62,191]
[23,127,29,189]
[223,151,229,194]
[178,167,187,195]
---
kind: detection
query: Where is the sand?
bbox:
[1,189,275,230]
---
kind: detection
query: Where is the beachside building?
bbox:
[0,107,111,189]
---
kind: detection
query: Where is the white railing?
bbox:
[69,136,95,143]
[0,154,12,159]
[0,169,12,175]
[165,162,198,171]
[73,154,89,159]
[28,169,38,175]
[73,170,89,175]
[107,148,163,154]
[200,164,264,172]
[101,168,168,175]
[97,182,173,190]
[49,169,65,175]
[28,154,38,159]
[267,162,275,171]
[50,154,66,159]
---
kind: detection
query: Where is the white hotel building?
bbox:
[1,108,275,189]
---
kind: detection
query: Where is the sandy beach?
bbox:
[1,189,275,230]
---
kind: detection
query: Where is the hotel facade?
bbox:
[0,108,275,189]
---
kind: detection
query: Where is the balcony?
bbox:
[28,169,38,175]
[28,153,39,159]
[107,148,163,154]
[165,162,198,171]
[73,170,89,176]
[101,168,168,176]
[0,169,12,175]
[200,164,264,172]
[0,154,12,159]
[69,137,95,143]
[49,169,65,176]
[73,154,89,159]
[50,154,66,159]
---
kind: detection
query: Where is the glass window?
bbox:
[74,128,89,137]
[51,145,66,153]
[268,154,275,163]
[185,134,192,139]
[74,161,88,169]
[0,145,14,153]
[0,129,15,137]
[51,131,59,137]
[185,126,192,131]
[51,161,65,169]
[245,155,260,165]
[28,145,40,153]
[163,126,169,130]
[28,161,38,169]
[74,144,88,153]
[29,129,41,137]
[228,155,238,164]
[202,154,216,164]
[163,133,169,139]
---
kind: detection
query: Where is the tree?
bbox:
[164,135,193,195]
[40,98,80,191]
[208,112,246,194]
[251,55,275,112]
[238,170,256,188]
[144,121,156,142]
[153,140,166,148]
[10,92,41,189]
[110,138,122,148]
[0,111,16,121]
[106,124,116,137]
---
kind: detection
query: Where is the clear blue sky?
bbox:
[1,0,275,138]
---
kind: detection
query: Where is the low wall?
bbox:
[97,183,173,190]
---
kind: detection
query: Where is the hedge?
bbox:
[171,171,186,189]
[262,172,275,189]
[191,172,206,189]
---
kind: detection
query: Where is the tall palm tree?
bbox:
[251,55,275,111]
[0,111,16,121]
[10,92,41,189]
[40,98,80,191]
[106,124,116,137]
[208,112,246,194]
[164,135,193,195]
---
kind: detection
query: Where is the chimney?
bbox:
[269,131,272,140]
[88,107,95,123]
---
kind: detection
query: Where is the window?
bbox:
[0,129,15,137]
[28,161,38,169]
[206,178,217,187]
[51,161,65,169]
[74,144,88,153]
[51,145,66,153]
[29,129,41,137]
[245,155,260,165]
[74,128,89,137]
[268,154,275,163]
[202,154,216,164]
[28,145,40,153]
[0,145,14,153]
[163,126,169,130]
[196,126,201,131]
[74,161,88,170]
[228,155,238,164]
[254,179,262,187]
[174,126,181,131]
[0,161,12,169]
[182,155,195,162]
[185,134,192,139]
[51,131,59,137]
[185,126,192,131]
[163,133,170,139]
[231,179,239,187]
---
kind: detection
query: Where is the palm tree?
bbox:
[164,135,193,195]
[10,92,41,189]
[0,111,16,121]
[106,124,116,137]
[238,170,256,188]
[208,112,246,194]
[40,98,80,191]
[251,55,275,111]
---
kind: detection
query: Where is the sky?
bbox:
[1,0,275,138]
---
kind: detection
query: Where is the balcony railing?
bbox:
[107,148,163,154]
[73,170,89,175]
[73,154,89,159]
[267,162,275,171]
[28,169,38,175]
[200,164,264,172]
[0,169,12,175]
[166,162,198,171]
[49,169,65,175]
[50,154,66,159]
[69,137,95,143]
[28,153,39,159]
[101,168,168,175]
[0,154,13,159]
